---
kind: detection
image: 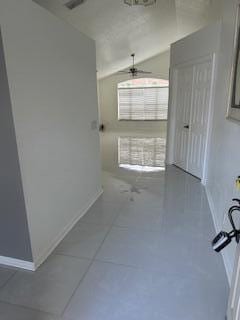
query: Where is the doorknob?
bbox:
[184,125,189,129]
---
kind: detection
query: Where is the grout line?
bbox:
[72,220,115,228]
[60,258,95,316]
[0,270,17,291]
[0,167,217,317]
[54,253,92,262]
[0,173,160,317]
[91,258,180,276]
[0,176,131,317]
[109,224,164,233]
[61,186,127,317]
[0,301,58,318]
[92,258,143,270]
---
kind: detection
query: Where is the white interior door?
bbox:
[173,57,214,179]
[174,66,193,171]
[187,59,213,178]
[228,245,240,320]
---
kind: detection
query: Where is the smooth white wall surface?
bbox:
[98,50,170,133]
[170,22,222,67]
[0,0,101,264]
[0,30,33,262]
[169,12,240,283]
[205,0,240,283]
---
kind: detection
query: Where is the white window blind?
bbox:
[118,87,168,120]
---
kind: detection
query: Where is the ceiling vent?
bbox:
[65,0,86,10]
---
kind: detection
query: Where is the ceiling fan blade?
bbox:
[118,70,131,74]
[136,70,152,74]
[65,0,85,10]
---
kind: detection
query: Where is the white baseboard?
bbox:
[0,256,35,271]
[0,189,103,272]
[205,186,220,232]
[205,186,231,284]
[33,188,103,270]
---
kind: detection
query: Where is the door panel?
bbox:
[187,60,212,178]
[174,66,193,170]
[173,57,214,179]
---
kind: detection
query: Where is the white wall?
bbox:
[0,0,101,266]
[98,50,170,133]
[168,8,240,283]
[170,23,222,67]
[0,30,33,262]
[205,0,240,283]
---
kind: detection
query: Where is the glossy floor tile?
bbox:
[64,260,227,320]
[118,136,166,171]
[0,255,90,315]
[96,226,167,269]
[0,267,15,289]
[0,302,60,320]
[114,206,163,231]
[101,132,166,178]
[55,222,110,259]
[80,196,122,226]
[0,132,229,319]
[114,191,165,231]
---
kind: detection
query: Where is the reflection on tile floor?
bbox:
[118,136,166,172]
[0,132,229,319]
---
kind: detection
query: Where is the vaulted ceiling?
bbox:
[34,0,221,78]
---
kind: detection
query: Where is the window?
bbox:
[118,78,169,121]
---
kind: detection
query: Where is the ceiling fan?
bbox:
[118,54,152,77]
[64,0,86,10]
[64,0,156,10]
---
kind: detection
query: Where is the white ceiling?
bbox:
[34,0,221,78]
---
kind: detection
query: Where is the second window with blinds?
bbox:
[118,78,169,121]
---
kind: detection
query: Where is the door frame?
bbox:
[228,244,240,319]
[166,53,217,185]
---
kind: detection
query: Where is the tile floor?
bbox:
[0,133,229,319]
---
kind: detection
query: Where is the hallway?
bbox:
[0,133,229,319]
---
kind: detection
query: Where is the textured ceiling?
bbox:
[34,0,221,78]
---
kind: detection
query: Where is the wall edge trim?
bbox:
[0,256,35,271]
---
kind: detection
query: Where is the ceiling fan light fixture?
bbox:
[124,0,156,6]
